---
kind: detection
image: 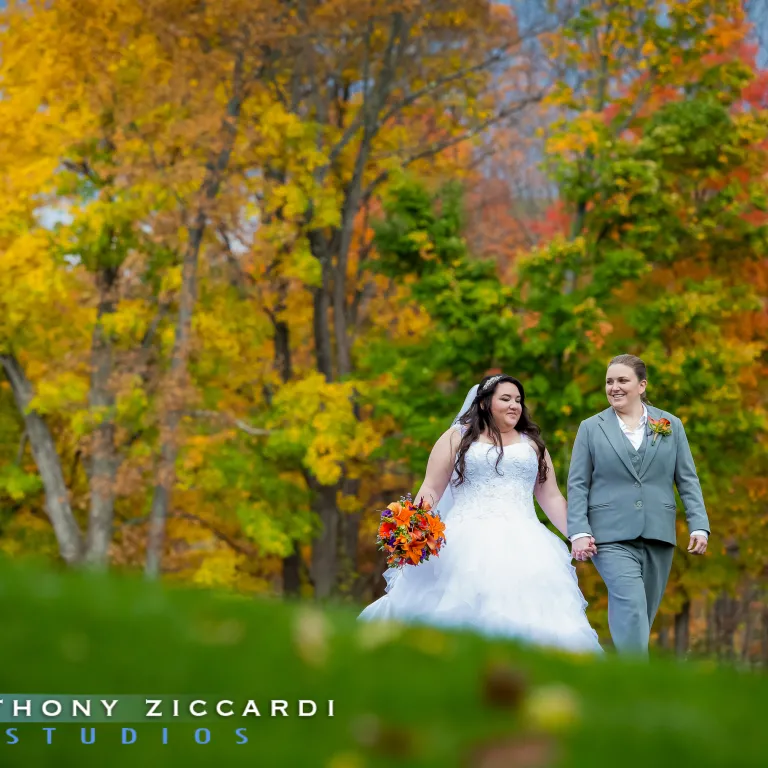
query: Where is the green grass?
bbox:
[0,556,765,767]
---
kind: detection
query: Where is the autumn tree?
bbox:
[238,0,553,598]
[506,0,768,646]
[0,0,284,572]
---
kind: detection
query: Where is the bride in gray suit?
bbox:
[567,354,710,656]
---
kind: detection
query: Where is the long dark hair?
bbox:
[608,354,652,406]
[453,374,549,486]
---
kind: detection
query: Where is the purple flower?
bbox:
[382,510,393,518]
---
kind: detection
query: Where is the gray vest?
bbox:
[620,429,647,474]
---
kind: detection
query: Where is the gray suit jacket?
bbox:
[566,405,710,545]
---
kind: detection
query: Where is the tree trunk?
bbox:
[305,240,336,595]
[741,589,755,664]
[1,354,84,564]
[657,619,669,652]
[705,600,715,655]
[274,319,292,384]
[713,592,739,660]
[282,541,302,598]
[310,483,340,599]
[303,14,408,597]
[674,600,690,658]
[310,253,333,381]
[84,267,119,567]
[273,308,303,598]
[337,475,362,597]
[144,207,211,578]
[331,133,371,380]
[762,605,768,667]
[145,55,245,579]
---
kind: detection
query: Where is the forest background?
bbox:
[2,0,768,661]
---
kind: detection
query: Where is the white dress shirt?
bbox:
[570,405,708,542]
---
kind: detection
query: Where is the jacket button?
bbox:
[635,500,643,508]
[634,482,640,488]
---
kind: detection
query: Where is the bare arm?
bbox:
[534,450,568,537]
[413,428,459,508]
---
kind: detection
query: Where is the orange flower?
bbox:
[403,537,426,565]
[378,520,396,539]
[648,417,672,445]
[425,513,446,539]
[393,505,413,526]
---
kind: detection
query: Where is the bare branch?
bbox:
[189,409,273,437]
[376,47,515,128]
[171,511,258,557]
[320,12,408,178]
[117,511,258,557]
[361,95,544,204]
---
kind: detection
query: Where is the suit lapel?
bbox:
[638,405,664,478]
[597,407,640,481]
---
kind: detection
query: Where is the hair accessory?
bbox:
[481,374,503,392]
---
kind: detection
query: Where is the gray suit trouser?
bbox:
[592,538,675,657]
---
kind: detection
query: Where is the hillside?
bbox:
[0,557,765,767]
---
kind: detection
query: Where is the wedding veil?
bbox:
[435,383,479,524]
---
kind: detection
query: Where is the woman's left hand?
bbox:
[687,534,708,555]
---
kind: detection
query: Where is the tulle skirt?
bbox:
[358,508,602,655]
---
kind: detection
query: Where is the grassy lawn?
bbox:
[0,555,764,767]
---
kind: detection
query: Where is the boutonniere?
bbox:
[648,417,672,446]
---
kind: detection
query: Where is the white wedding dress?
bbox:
[358,431,602,654]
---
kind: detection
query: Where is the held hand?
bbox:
[571,536,597,562]
[688,534,708,555]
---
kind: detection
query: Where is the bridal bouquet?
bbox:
[376,493,446,569]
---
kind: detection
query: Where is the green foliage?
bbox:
[0,464,43,502]
[371,180,467,278]
[361,179,518,468]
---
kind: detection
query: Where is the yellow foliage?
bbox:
[269,373,384,487]
[279,237,323,286]
[0,511,59,560]
[191,548,240,589]
[0,231,91,353]
[29,371,89,414]
[159,266,183,301]
[0,0,541,595]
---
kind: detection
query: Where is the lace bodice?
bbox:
[448,432,539,522]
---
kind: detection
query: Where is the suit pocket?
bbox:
[588,502,610,510]
[664,503,676,510]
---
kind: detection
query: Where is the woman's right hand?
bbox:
[571,536,597,561]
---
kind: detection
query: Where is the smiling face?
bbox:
[489,381,522,431]
[605,363,646,411]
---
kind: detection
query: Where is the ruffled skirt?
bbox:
[358,508,602,654]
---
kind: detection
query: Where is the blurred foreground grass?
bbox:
[0,555,765,767]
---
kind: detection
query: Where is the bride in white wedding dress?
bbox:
[359,374,603,654]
